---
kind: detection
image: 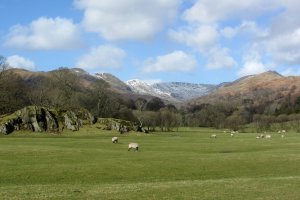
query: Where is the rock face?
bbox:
[0,121,14,135]
[97,118,135,133]
[15,106,59,132]
[76,108,97,125]
[0,106,97,134]
[64,111,80,131]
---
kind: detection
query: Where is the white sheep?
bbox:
[256,136,261,139]
[265,134,271,139]
[112,137,118,143]
[210,134,217,138]
[282,130,286,133]
[281,134,285,138]
[128,143,139,151]
[230,133,234,137]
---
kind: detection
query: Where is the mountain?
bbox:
[95,73,132,93]
[214,71,283,94]
[191,71,300,107]
[126,79,216,102]
[8,68,300,107]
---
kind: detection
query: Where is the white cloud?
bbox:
[143,51,197,73]
[238,60,267,77]
[169,25,219,53]
[206,48,237,69]
[265,28,300,65]
[6,55,36,70]
[221,21,268,39]
[74,0,181,41]
[183,0,280,24]
[4,17,82,50]
[238,51,269,77]
[76,45,126,71]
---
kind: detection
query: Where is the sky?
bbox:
[1,0,300,84]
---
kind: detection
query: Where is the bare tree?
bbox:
[0,57,28,114]
[0,56,8,79]
[51,67,80,110]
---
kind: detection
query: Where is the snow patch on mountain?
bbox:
[126,79,216,101]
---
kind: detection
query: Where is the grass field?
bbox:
[1,127,300,199]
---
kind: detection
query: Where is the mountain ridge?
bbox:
[126,79,216,102]
[6,67,300,104]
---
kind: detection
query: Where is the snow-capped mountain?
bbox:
[153,82,216,101]
[126,79,173,100]
[126,79,216,101]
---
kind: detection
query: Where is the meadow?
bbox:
[0,127,300,199]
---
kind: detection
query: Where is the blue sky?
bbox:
[1,0,300,84]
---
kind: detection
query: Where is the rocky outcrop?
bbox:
[14,106,59,132]
[0,106,97,134]
[64,111,80,131]
[76,108,97,125]
[97,118,135,133]
[96,118,148,133]
[0,121,14,135]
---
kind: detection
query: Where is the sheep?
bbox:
[210,134,217,138]
[128,143,139,151]
[256,136,261,139]
[278,130,282,134]
[282,130,286,133]
[281,134,285,138]
[230,133,234,137]
[112,137,118,143]
[265,134,271,139]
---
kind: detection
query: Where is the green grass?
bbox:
[0,127,300,199]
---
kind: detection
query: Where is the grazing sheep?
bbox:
[112,137,118,143]
[281,134,285,138]
[230,133,234,137]
[278,130,282,134]
[210,134,217,138]
[282,130,286,133]
[265,134,271,139]
[128,143,139,151]
[256,136,261,139]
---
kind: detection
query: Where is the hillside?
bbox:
[190,71,300,113]
[8,68,219,102]
[8,68,300,105]
[95,72,132,93]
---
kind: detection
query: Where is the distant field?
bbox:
[1,127,300,200]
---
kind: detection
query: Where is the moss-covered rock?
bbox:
[0,106,59,134]
[97,118,137,133]
[76,108,97,125]
[64,111,80,131]
[0,106,136,135]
